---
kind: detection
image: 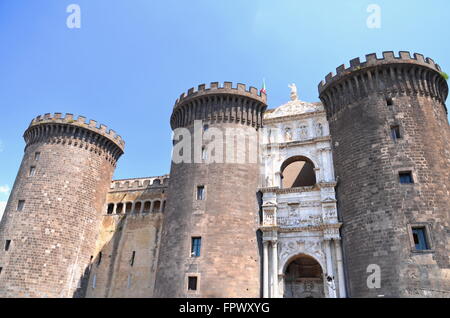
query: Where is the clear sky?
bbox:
[1,0,449,217]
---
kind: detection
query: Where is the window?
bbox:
[152,201,161,213]
[107,203,114,214]
[391,126,401,140]
[386,97,393,106]
[188,276,198,291]
[399,171,414,184]
[116,203,123,214]
[412,227,429,250]
[5,240,11,251]
[143,201,151,213]
[97,252,102,266]
[17,200,25,212]
[92,274,97,289]
[202,146,208,160]
[35,152,41,161]
[29,166,36,177]
[0,267,3,275]
[203,124,209,132]
[134,202,142,213]
[130,251,136,266]
[125,202,132,214]
[196,186,205,200]
[127,274,132,288]
[191,237,202,257]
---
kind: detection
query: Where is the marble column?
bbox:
[324,240,337,298]
[271,241,279,298]
[263,241,269,298]
[335,240,347,298]
[275,172,282,188]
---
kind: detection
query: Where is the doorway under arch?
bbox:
[283,254,325,298]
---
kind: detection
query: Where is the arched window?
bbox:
[281,156,316,188]
[143,201,151,213]
[107,203,114,214]
[153,179,161,186]
[152,201,161,213]
[125,202,132,214]
[134,201,142,213]
[116,203,124,214]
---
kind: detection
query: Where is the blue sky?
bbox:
[0,0,449,215]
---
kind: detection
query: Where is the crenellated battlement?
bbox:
[23,113,125,166]
[171,81,268,129]
[174,81,266,107]
[318,51,443,92]
[318,51,449,119]
[110,175,170,192]
[27,113,125,150]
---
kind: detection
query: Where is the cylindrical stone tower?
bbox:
[319,51,449,297]
[0,113,124,298]
[154,82,267,297]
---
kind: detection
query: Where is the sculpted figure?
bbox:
[316,122,323,137]
[288,83,298,101]
[285,127,292,141]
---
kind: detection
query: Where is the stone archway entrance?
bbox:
[283,254,325,298]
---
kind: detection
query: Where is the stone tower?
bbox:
[154,82,267,297]
[0,113,124,298]
[319,51,450,297]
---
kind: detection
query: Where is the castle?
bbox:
[0,51,449,298]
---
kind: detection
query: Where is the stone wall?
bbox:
[85,178,166,298]
[319,52,450,297]
[154,82,267,298]
[0,113,124,298]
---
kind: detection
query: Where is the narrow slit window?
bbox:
[412,227,429,250]
[127,274,132,288]
[92,274,97,289]
[97,252,102,266]
[399,171,414,184]
[35,152,41,161]
[191,237,202,257]
[391,126,401,140]
[130,251,136,266]
[0,267,3,275]
[202,146,208,160]
[5,240,11,251]
[197,186,205,201]
[188,276,198,291]
[29,166,36,177]
[386,97,394,106]
[17,200,25,212]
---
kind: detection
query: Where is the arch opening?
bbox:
[280,156,316,188]
[283,254,324,298]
